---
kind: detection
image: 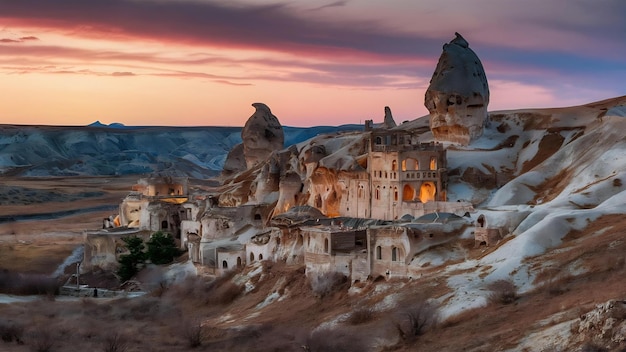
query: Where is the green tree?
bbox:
[146,231,181,265]
[117,235,145,282]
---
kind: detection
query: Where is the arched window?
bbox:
[430,157,437,170]
[375,136,383,145]
[259,254,263,260]
[375,186,380,200]
[376,246,382,260]
[250,252,255,262]
[254,213,261,221]
[477,214,486,228]
[222,260,228,269]
[237,257,242,268]
[394,187,398,201]
[392,160,397,171]
[161,220,168,229]
[392,247,397,261]
[403,158,419,171]
[358,184,363,198]
[324,238,329,253]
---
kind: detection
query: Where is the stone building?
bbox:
[338,130,472,221]
[118,175,190,237]
[300,213,470,283]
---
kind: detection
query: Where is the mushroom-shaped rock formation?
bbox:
[242,103,285,169]
[425,32,489,145]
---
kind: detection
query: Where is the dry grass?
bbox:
[309,271,347,299]
[347,307,373,325]
[487,279,518,305]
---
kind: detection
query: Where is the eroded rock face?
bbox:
[222,143,246,176]
[382,106,397,129]
[425,33,489,145]
[242,103,284,169]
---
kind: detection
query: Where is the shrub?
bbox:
[0,320,24,344]
[347,307,373,325]
[102,332,128,352]
[309,271,347,299]
[146,231,181,265]
[394,300,439,340]
[29,327,54,352]
[488,279,518,304]
[182,319,203,348]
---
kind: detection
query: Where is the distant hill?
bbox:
[0,124,362,178]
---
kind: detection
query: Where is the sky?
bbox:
[0,0,624,127]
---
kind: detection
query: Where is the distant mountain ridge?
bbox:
[0,124,362,177]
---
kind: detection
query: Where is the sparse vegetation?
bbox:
[0,320,23,344]
[305,328,368,352]
[394,300,439,341]
[580,342,609,352]
[0,270,58,296]
[102,332,128,352]
[488,279,518,304]
[29,326,54,352]
[309,271,347,298]
[182,318,203,348]
[347,307,373,325]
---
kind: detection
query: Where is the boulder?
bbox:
[242,103,284,169]
[425,33,489,145]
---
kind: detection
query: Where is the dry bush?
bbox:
[487,279,518,304]
[181,318,203,348]
[216,282,244,305]
[309,271,347,299]
[165,273,243,306]
[305,327,368,352]
[0,270,59,296]
[440,307,483,328]
[394,300,439,341]
[544,275,569,296]
[347,307,373,325]
[102,332,128,352]
[28,326,54,352]
[0,319,24,344]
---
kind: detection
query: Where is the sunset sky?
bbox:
[0,0,624,127]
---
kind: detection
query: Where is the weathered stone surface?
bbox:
[221,143,246,176]
[242,103,284,169]
[382,106,397,129]
[425,33,489,145]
